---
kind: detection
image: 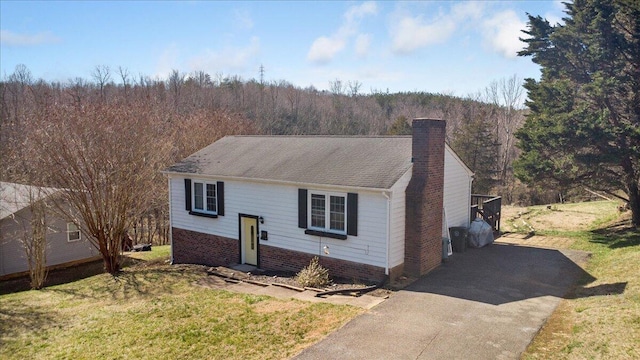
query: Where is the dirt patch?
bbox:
[529,209,599,231]
[502,202,621,233]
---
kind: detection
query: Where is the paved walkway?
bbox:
[294,243,591,360]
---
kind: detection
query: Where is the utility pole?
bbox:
[259,64,265,86]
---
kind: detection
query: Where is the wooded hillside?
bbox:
[1,65,539,249]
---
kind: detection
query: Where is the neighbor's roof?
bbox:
[165,136,417,189]
[0,182,59,220]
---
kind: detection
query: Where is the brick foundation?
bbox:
[171,227,386,282]
[172,227,239,266]
[260,244,386,283]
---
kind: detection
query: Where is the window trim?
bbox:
[67,222,81,242]
[307,190,347,236]
[190,180,218,217]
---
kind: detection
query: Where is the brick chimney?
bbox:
[404,118,446,277]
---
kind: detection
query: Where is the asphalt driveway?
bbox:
[294,243,592,360]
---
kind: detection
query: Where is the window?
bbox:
[184,179,225,218]
[308,191,346,234]
[298,189,357,239]
[311,194,326,228]
[329,195,345,231]
[67,222,81,242]
[193,181,217,214]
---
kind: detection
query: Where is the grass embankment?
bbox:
[0,245,361,359]
[511,202,640,359]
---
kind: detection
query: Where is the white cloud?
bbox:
[307,1,378,64]
[481,10,528,59]
[390,1,484,55]
[451,1,484,20]
[308,36,346,64]
[188,36,261,73]
[154,43,181,79]
[0,30,60,46]
[391,15,456,54]
[355,34,371,57]
[233,9,254,31]
[344,1,378,25]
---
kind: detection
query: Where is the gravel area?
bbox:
[210,267,393,298]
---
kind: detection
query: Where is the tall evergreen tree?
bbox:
[515,0,640,225]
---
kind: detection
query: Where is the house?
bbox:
[164,118,473,282]
[0,182,99,278]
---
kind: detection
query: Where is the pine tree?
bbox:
[515,0,640,225]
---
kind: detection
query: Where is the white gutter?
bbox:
[161,170,394,194]
[468,175,474,224]
[167,176,174,264]
[382,191,391,276]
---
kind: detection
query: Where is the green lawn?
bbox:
[0,247,361,359]
[520,203,640,359]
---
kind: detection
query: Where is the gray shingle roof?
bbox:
[0,182,59,220]
[166,136,414,189]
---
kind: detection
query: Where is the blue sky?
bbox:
[1,1,566,96]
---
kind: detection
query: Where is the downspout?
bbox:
[383,191,391,276]
[468,174,474,224]
[168,176,174,264]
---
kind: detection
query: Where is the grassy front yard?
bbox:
[0,246,362,359]
[515,202,640,359]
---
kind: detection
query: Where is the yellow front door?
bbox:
[242,217,258,265]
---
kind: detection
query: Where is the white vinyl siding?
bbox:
[170,176,388,268]
[388,169,412,269]
[168,145,471,271]
[443,145,473,228]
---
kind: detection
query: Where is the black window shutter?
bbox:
[217,181,225,216]
[347,193,358,236]
[184,179,192,211]
[298,189,308,228]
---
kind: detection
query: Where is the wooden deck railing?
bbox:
[471,194,502,233]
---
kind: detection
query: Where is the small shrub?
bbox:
[295,257,330,288]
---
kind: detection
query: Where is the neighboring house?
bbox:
[164,118,473,282]
[0,182,99,278]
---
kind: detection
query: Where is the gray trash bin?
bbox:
[449,227,468,253]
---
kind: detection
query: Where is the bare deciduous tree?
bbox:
[92,65,111,101]
[118,66,130,98]
[37,102,173,274]
[484,75,525,185]
[22,190,48,289]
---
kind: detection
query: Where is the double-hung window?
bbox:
[184,179,225,218]
[298,189,357,239]
[193,181,217,215]
[309,191,346,234]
